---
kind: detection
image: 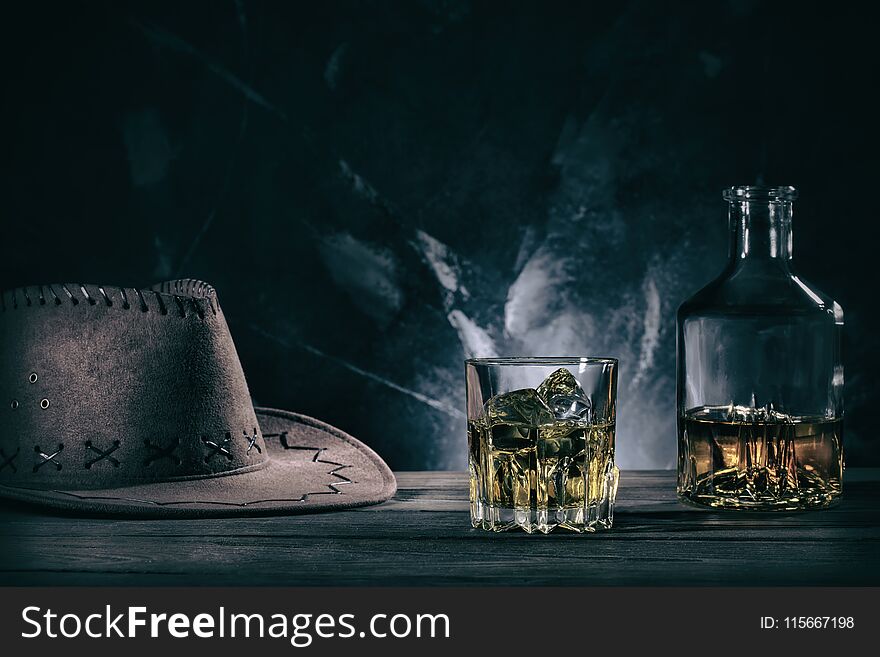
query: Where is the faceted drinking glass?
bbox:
[466,357,619,533]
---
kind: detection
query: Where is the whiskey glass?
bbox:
[466,357,619,533]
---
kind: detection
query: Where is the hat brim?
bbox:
[0,407,397,518]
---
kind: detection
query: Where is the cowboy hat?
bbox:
[0,279,396,517]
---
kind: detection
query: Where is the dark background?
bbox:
[1,0,876,470]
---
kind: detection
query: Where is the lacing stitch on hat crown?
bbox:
[84,439,121,469]
[97,286,112,307]
[143,437,181,466]
[0,448,19,473]
[61,284,78,305]
[79,285,96,305]
[0,280,218,320]
[244,428,261,454]
[153,291,168,315]
[33,444,64,472]
[202,433,233,462]
[135,288,149,312]
[47,285,62,305]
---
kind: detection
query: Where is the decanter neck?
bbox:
[726,190,794,265]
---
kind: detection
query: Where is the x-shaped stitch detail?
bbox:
[0,448,19,473]
[244,428,261,455]
[33,444,63,472]
[202,433,233,462]
[144,438,181,466]
[84,439,121,469]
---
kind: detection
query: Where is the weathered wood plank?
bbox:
[0,470,877,586]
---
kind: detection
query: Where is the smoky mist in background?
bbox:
[1,1,877,469]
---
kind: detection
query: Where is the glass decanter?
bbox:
[677,186,844,510]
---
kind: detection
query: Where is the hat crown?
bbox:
[0,280,267,489]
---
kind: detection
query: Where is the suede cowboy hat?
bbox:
[0,279,396,517]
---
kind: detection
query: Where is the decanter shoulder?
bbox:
[678,268,843,322]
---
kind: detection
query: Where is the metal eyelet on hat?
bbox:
[10,400,18,410]
[40,398,50,409]
[29,372,38,383]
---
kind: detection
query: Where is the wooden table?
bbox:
[1,470,878,586]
